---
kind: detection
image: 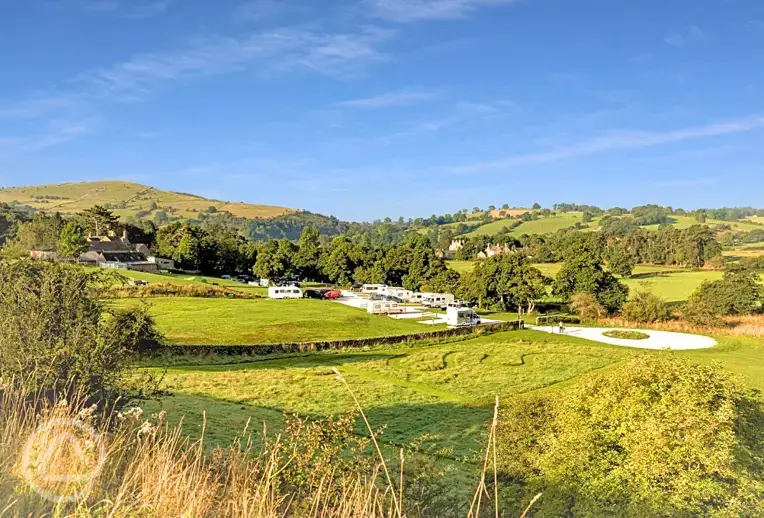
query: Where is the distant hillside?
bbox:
[0,181,295,222]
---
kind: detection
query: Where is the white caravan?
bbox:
[446,307,481,327]
[367,301,404,315]
[361,284,388,295]
[268,286,303,299]
[387,287,413,300]
[408,292,427,304]
[422,293,455,309]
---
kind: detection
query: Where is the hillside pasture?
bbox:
[114,297,440,345]
[140,330,764,457]
[0,181,293,220]
[465,212,595,237]
[142,329,632,454]
[641,215,763,232]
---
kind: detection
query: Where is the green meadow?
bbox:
[115,297,439,345]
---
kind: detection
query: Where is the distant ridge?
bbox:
[0,181,295,221]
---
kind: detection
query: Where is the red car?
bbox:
[324,290,342,300]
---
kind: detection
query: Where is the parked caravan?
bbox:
[361,284,388,295]
[446,307,481,327]
[367,301,404,315]
[422,293,455,310]
[408,292,427,304]
[387,287,413,300]
[268,286,303,299]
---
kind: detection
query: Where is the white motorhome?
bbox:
[408,292,427,304]
[362,284,388,295]
[422,293,455,309]
[367,301,404,315]
[446,307,481,327]
[268,286,303,299]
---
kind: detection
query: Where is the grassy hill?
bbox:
[465,212,597,237]
[0,181,294,221]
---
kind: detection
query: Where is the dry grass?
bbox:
[600,314,764,338]
[106,282,259,299]
[0,378,542,517]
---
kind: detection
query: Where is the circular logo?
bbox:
[18,418,107,504]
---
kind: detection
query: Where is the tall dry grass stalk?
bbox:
[0,377,543,517]
[600,314,764,337]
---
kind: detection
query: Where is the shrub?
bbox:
[0,260,156,400]
[622,290,672,322]
[602,330,649,340]
[568,292,605,321]
[496,357,764,517]
[683,270,763,325]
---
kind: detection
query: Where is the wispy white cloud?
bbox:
[746,20,764,30]
[665,25,705,48]
[337,90,437,108]
[449,115,764,174]
[365,0,520,23]
[77,26,392,99]
[0,119,94,155]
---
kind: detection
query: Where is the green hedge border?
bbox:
[152,320,523,357]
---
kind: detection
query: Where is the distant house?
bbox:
[78,233,158,272]
[476,244,513,260]
[448,239,465,253]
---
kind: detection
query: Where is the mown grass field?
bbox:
[140,330,764,457]
[0,180,293,220]
[109,269,268,294]
[116,297,440,345]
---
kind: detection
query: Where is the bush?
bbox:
[0,261,156,400]
[569,292,605,321]
[496,357,764,517]
[622,290,672,322]
[683,270,763,324]
[602,330,649,340]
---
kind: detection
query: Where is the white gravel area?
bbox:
[529,326,717,350]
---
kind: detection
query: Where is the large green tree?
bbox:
[77,205,120,236]
[553,255,629,314]
[57,221,88,259]
[293,227,324,281]
[465,254,548,311]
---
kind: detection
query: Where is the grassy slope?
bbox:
[0,181,293,220]
[140,330,764,458]
[642,215,763,231]
[115,297,442,345]
[465,213,588,237]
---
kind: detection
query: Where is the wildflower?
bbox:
[137,420,157,440]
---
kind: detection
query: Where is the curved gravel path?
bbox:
[529,326,717,350]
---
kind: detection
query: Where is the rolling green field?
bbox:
[140,330,764,456]
[465,212,592,237]
[446,261,726,302]
[115,297,440,345]
[641,215,763,231]
[0,181,293,220]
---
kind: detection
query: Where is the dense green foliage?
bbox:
[683,269,763,324]
[459,254,548,311]
[0,261,157,399]
[622,290,673,322]
[497,357,764,517]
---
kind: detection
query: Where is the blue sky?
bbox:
[1,0,763,221]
